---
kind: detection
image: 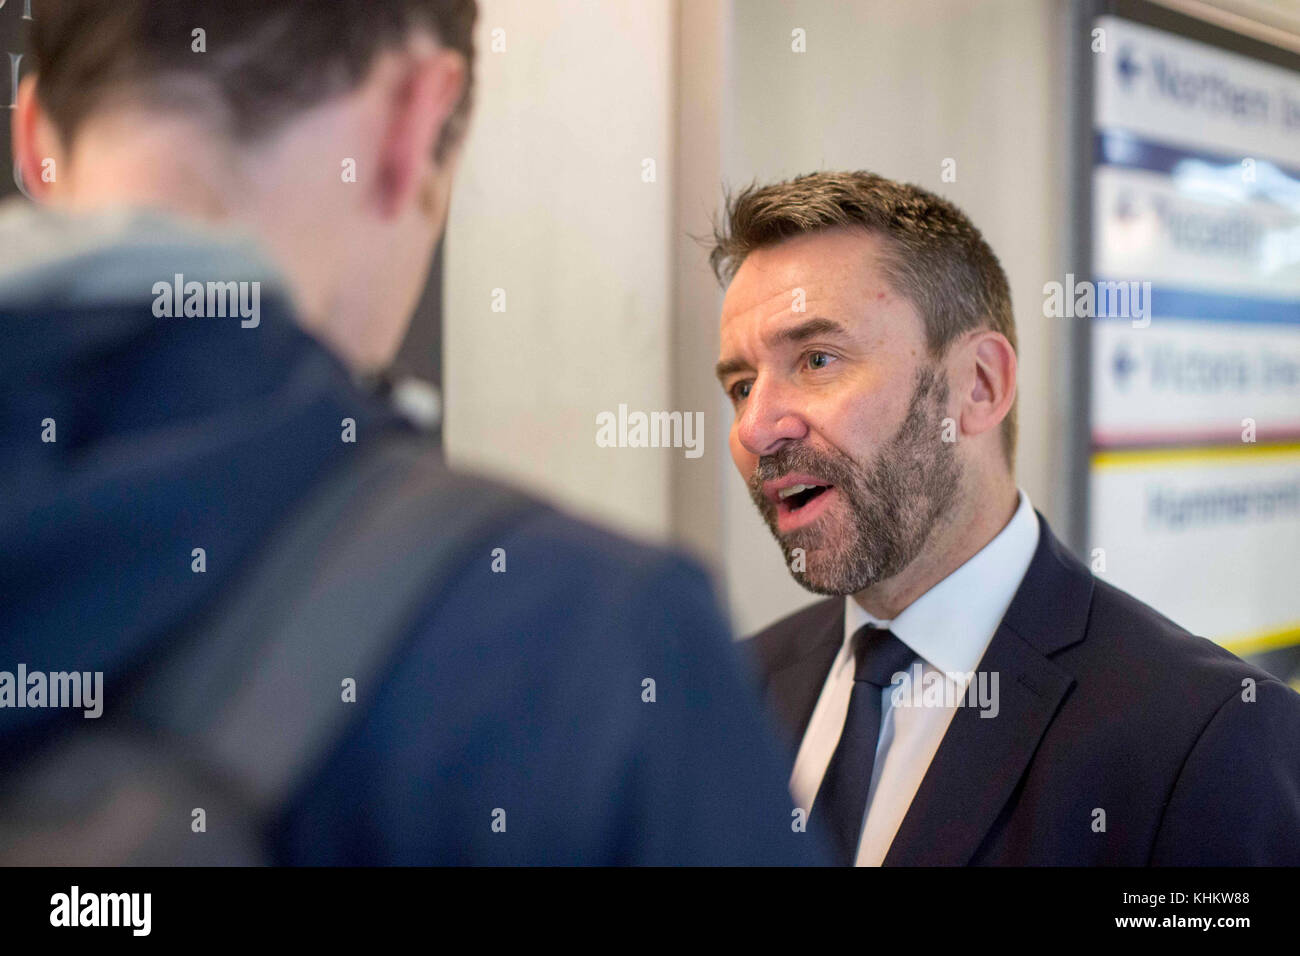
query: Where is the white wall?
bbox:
[443,0,676,540]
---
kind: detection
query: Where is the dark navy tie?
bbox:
[812,625,915,866]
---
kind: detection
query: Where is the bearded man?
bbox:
[711,170,1300,867]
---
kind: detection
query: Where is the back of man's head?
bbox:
[30,0,476,160]
[17,0,478,370]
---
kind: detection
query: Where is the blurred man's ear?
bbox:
[374,45,467,220]
[12,76,62,202]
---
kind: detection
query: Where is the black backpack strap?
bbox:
[127,435,539,817]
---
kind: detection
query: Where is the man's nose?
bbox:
[736,378,808,458]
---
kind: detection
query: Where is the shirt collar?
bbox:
[844,489,1040,674]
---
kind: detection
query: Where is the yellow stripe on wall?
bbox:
[1093,442,1300,471]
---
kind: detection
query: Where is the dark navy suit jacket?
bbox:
[747,517,1300,865]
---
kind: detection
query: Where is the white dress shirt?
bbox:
[789,489,1040,865]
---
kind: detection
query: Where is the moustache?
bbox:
[752,443,854,483]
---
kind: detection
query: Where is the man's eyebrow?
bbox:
[768,316,847,345]
[715,356,750,382]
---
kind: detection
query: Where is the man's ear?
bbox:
[959,329,1017,444]
[374,46,466,219]
[12,75,62,202]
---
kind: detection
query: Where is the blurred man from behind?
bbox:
[0,0,822,865]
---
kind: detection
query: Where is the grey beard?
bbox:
[748,365,961,595]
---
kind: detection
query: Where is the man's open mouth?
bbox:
[777,483,831,512]
[759,473,839,532]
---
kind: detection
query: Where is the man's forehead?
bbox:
[720,228,891,325]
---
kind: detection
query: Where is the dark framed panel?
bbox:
[1,1,32,199]
[1068,0,1300,549]
[1072,0,1300,681]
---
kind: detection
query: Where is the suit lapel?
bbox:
[883,516,1093,865]
[880,620,1073,864]
[761,601,843,758]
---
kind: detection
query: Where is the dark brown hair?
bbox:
[29,0,476,161]
[711,170,1018,468]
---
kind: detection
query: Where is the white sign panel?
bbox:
[1090,447,1300,653]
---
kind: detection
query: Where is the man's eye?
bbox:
[730,381,752,402]
[807,351,834,370]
